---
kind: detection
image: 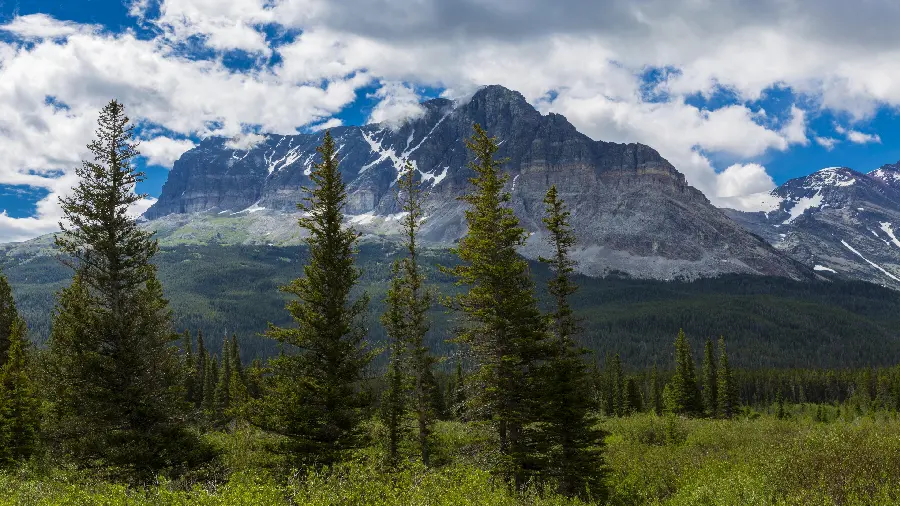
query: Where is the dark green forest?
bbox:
[3,242,900,369]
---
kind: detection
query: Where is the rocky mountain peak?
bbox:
[871,162,900,188]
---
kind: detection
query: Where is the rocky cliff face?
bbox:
[724,166,900,289]
[145,85,810,281]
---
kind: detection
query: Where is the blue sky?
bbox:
[0,0,898,240]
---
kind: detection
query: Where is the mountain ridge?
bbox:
[143,84,811,282]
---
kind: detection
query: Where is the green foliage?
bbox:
[665,330,701,416]
[250,130,372,467]
[380,162,437,467]
[536,185,606,498]
[717,338,738,419]
[45,100,207,482]
[443,124,551,486]
[0,274,19,369]
[0,318,39,467]
[701,339,717,417]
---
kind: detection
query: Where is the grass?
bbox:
[2,411,900,504]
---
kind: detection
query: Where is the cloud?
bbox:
[0,13,99,39]
[224,133,267,150]
[139,137,197,167]
[310,118,343,132]
[815,136,839,150]
[846,130,882,144]
[3,0,900,239]
[367,82,426,128]
[716,163,777,199]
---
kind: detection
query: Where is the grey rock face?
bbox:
[145,85,809,281]
[724,166,900,289]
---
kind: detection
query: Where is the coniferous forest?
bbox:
[3,101,900,505]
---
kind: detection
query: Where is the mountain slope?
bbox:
[145,85,809,281]
[724,166,900,289]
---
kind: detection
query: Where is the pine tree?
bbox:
[537,185,605,498]
[396,161,437,466]
[253,130,372,467]
[623,377,643,415]
[0,315,39,467]
[452,362,466,419]
[46,100,203,481]
[380,260,410,466]
[194,330,207,408]
[775,390,786,419]
[666,330,701,416]
[227,336,249,415]
[717,337,739,419]
[443,124,551,488]
[214,337,232,419]
[0,275,19,370]
[649,364,663,416]
[182,330,195,404]
[202,354,217,414]
[702,339,718,417]
[611,354,625,417]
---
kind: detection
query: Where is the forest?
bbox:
[0,101,899,505]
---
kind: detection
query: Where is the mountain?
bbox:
[724,166,900,289]
[145,85,809,282]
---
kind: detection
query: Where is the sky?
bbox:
[0,0,899,242]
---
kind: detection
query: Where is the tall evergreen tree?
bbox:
[397,161,437,465]
[0,275,19,370]
[611,354,625,417]
[623,377,643,415]
[253,130,372,466]
[46,100,202,481]
[443,124,551,488]
[0,312,39,467]
[202,354,217,414]
[194,330,207,408]
[182,331,195,404]
[666,330,701,416]
[227,336,249,415]
[380,260,410,466]
[717,337,739,419]
[537,185,605,498]
[702,339,718,417]
[452,362,466,420]
[214,337,232,418]
[649,364,663,416]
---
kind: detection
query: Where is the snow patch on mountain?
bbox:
[783,193,824,224]
[842,239,900,282]
[880,222,900,249]
[814,265,837,273]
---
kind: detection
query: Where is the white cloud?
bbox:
[129,196,158,218]
[846,130,882,144]
[780,106,809,146]
[716,163,777,199]
[367,82,426,128]
[310,118,343,132]
[3,0,900,240]
[0,13,99,39]
[139,137,196,167]
[815,136,839,150]
[224,133,267,150]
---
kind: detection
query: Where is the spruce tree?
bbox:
[0,315,39,467]
[202,354,217,414]
[380,260,410,466]
[46,100,202,481]
[194,330,207,408]
[395,161,437,466]
[623,377,643,415]
[227,336,249,415]
[452,362,466,420]
[182,331,195,404]
[666,330,701,416]
[253,130,372,466]
[717,337,739,419]
[0,275,19,370]
[444,124,551,488]
[702,339,718,417]
[649,364,663,416]
[537,185,605,498]
[214,337,232,418]
[611,354,625,417]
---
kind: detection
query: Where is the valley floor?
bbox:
[2,409,899,505]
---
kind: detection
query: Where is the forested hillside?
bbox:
[4,241,900,369]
